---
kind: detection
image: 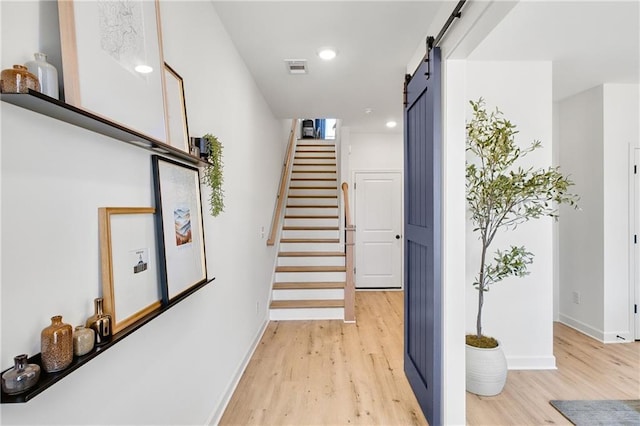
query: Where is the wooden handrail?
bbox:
[342,182,355,322]
[267,119,298,245]
[341,182,353,227]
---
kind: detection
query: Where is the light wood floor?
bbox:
[467,322,640,425]
[220,291,426,425]
[220,292,640,425]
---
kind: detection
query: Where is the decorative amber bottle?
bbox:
[41,316,73,373]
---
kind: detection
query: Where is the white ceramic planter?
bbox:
[465,341,507,396]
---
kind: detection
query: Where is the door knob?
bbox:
[395,234,401,240]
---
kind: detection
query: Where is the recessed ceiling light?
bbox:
[135,64,153,74]
[318,48,337,60]
[386,121,397,129]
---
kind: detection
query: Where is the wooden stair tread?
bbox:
[289,186,337,190]
[291,178,337,181]
[286,205,338,208]
[280,238,340,243]
[288,195,337,199]
[292,168,336,170]
[278,251,344,257]
[293,162,336,165]
[273,282,345,290]
[282,226,339,230]
[284,215,339,219]
[275,265,346,272]
[270,299,345,309]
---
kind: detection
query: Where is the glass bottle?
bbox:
[41,315,73,373]
[25,52,59,99]
[86,298,112,346]
[73,325,95,356]
[1,354,40,395]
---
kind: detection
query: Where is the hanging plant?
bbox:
[202,133,224,217]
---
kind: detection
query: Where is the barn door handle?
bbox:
[395,234,401,240]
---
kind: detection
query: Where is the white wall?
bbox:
[557,86,605,337]
[440,58,467,425]
[558,84,639,342]
[465,61,556,370]
[602,84,639,340]
[1,1,283,424]
[346,132,403,174]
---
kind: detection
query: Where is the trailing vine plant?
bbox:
[466,98,579,348]
[202,133,224,217]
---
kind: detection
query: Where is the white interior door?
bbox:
[354,172,402,288]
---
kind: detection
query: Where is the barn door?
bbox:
[403,46,442,425]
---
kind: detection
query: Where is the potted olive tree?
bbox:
[465,99,578,396]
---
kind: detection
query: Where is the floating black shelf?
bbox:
[0,90,206,166]
[1,277,215,404]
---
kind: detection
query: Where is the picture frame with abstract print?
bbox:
[58,0,168,142]
[152,155,207,304]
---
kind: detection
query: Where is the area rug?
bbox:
[550,400,640,425]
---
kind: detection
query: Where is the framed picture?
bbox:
[152,156,207,303]
[163,63,190,152]
[98,207,162,334]
[58,0,167,142]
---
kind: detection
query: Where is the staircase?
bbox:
[269,140,346,320]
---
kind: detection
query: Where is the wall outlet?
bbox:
[256,301,260,314]
[260,226,265,239]
[572,291,581,304]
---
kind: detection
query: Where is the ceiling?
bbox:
[467,1,640,102]
[211,1,639,134]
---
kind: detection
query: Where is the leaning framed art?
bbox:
[98,207,162,334]
[58,0,168,142]
[163,63,190,153]
[152,156,207,303]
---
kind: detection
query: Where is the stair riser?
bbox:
[277,256,345,267]
[297,143,335,148]
[290,180,338,188]
[288,189,337,197]
[279,242,343,252]
[287,197,338,206]
[272,288,344,301]
[285,207,338,216]
[269,307,344,321]
[281,229,339,239]
[284,218,339,227]
[290,172,337,179]
[293,158,336,164]
[274,271,346,282]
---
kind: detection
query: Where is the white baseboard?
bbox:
[558,314,605,342]
[506,355,557,370]
[603,330,634,343]
[206,318,269,426]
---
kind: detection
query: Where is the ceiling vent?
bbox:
[285,59,308,75]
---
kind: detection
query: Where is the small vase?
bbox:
[41,316,73,373]
[1,354,40,395]
[25,52,59,99]
[86,298,112,346]
[0,65,40,94]
[73,325,95,356]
